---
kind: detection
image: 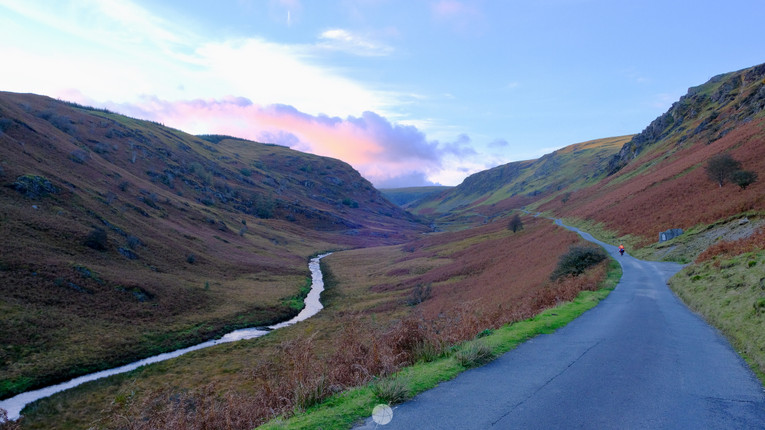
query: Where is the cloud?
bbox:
[0,0,401,120]
[488,138,509,148]
[318,28,393,56]
[96,95,463,187]
[439,134,478,158]
[375,172,440,189]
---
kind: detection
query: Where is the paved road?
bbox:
[356,220,765,429]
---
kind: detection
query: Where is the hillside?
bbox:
[0,91,427,398]
[408,136,631,226]
[407,63,765,247]
[379,186,452,208]
[537,63,765,247]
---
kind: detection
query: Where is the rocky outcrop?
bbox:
[608,63,765,174]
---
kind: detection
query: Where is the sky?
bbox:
[1,0,764,188]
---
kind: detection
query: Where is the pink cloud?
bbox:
[98,95,467,187]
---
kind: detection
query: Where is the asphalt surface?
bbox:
[355,220,765,429]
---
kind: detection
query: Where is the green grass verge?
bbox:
[669,250,765,385]
[258,260,622,430]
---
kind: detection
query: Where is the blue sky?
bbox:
[1,0,763,187]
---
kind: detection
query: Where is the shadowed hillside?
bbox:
[0,91,427,398]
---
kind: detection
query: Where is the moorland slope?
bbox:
[0,91,427,398]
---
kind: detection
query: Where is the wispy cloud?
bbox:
[488,138,509,148]
[0,0,402,119]
[318,29,393,56]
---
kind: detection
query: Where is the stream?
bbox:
[0,252,332,421]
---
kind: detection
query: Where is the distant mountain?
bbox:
[0,91,426,397]
[379,186,453,207]
[407,136,631,224]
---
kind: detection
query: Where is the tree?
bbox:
[705,153,741,187]
[508,214,524,233]
[731,170,758,190]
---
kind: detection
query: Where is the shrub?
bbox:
[126,235,142,249]
[0,118,13,133]
[69,149,89,164]
[550,245,607,280]
[411,339,446,363]
[294,376,328,412]
[407,283,432,305]
[84,228,108,251]
[48,113,76,135]
[11,174,58,198]
[186,254,196,264]
[731,170,758,189]
[455,339,495,368]
[371,377,410,404]
[342,198,359,208]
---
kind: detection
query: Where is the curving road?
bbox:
[356,220,765,429]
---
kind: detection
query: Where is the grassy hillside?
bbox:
[0,92,427,399]
[408,136,631,227]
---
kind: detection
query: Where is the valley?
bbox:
[1,62,765,429]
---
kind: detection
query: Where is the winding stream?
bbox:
[0,253,332,421]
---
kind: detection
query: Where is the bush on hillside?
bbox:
[84,228,108,251]
[407,283,432,306]
[550,245,607,280]
[731,170,758,189]
[0,117,13,133]
[11,174,59,198]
